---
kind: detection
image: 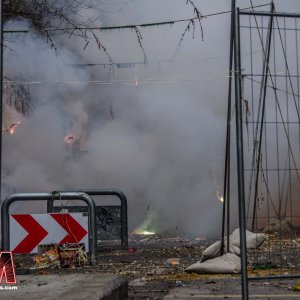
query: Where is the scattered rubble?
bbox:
[33,245,60,269]
[32,243,88,269]
[175,280,184,287]
[166,258,180,266]
[58,243,88,267]
[12,232,300,298]
[293,282,300,291]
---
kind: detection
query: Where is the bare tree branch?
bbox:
[134,26,147,63]
[185,0,205,41]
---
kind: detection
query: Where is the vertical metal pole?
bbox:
[234,8,249,299]
[221,0,235,255]
[0,0,3,202]
[251,3,274,231]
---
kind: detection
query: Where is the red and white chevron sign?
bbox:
[10,213,89,253]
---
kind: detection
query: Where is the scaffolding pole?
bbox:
[234,7,249,300]
[221,0,235,255]
[252,3,274,231]
[0,0,3,201]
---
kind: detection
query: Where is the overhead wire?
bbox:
[3,2,272,74]
[3,74,232,86]
[3,3,272,34]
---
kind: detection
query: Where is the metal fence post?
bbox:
[234,7,249,300]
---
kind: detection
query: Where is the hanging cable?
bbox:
[3,3,272,34]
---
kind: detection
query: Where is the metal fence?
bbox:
[234,4,300,298]
[48,189,128,250]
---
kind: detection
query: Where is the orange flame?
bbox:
[64,135,75,144]
[3,121,21,135]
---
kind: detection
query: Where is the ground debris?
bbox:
[12,232,300,299]
[293,283,300,291]
[166,258,180,266]
[37,280,48,286]
[31,243,88,270]
[33,246,60,269]
[175,280,184,287]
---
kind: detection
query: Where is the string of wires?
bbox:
[3,74,232,86]
[3,3,271,34]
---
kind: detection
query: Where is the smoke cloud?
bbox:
[3,0,298,237]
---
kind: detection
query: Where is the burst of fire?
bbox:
[216,191,224,203]
[133,229,155,235]
[134,66,139,87]
[3,121,21,135]
[64,135,75,144]
[133,208,155,235]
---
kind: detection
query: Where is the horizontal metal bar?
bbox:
[241,25,300,31]
[244,170,300,173]
[244,74,300,78]
[249,275,300,281]
[246,215,300,218]
[240,10,300,19]
[242,122,300,124]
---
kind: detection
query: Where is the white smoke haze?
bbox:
[3,0,299,237]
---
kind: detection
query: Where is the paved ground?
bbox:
[8,234,300,299]
[129,276,300,299]
[0,273,127,300]
[163,277,300,299]
[2,273,300,299]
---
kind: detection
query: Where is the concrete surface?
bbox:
[0,273,128,300]
[164,289,300,299]
[164,278,300,300]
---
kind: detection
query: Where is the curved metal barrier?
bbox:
[1,192,97,265]
[47,189,128,250]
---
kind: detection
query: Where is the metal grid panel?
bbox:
[238,8,300,282]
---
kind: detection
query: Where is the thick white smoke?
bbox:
[4,0,298,237]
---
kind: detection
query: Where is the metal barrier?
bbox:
[1,192,97,265]
[232,5,300,299]
[47,189,128,250]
